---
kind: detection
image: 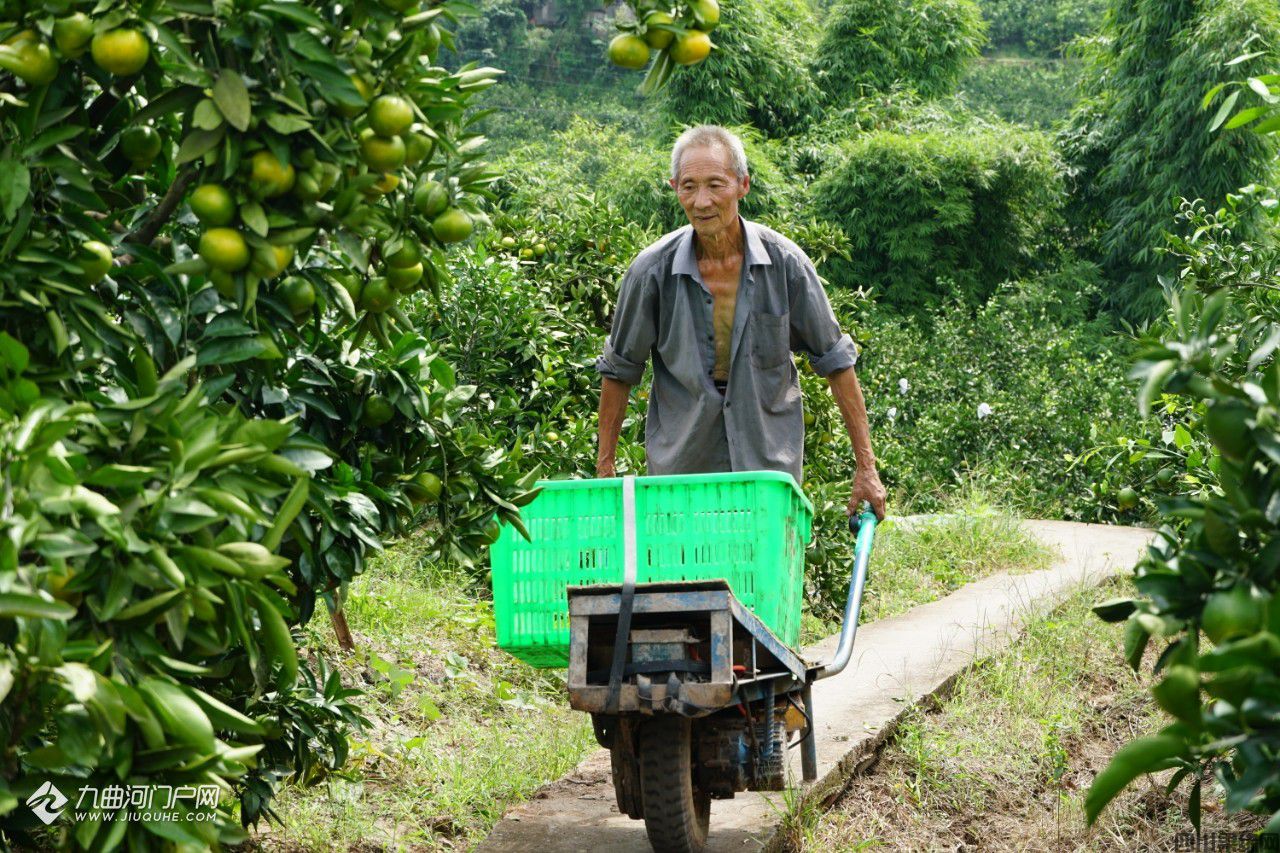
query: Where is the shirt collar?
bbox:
[671,216,773,280]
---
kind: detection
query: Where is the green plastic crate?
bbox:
[490,471,813,668]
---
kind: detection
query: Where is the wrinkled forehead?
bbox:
[675,143,740,183]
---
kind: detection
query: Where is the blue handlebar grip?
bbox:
[847,501,878,562]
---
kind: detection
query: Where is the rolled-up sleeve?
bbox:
[595,259,657,386]
[788,254,859,377]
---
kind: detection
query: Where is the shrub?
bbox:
[813,0,987,103]
[1059,0,1280,319]
[955,58,1084,127]
[812,122,1065,311]
[798,271,1146,606]
[978,0,1107,55]
[661,0,824,137]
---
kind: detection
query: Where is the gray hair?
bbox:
[670,125,749,182]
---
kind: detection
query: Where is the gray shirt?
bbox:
[595,217,859,484]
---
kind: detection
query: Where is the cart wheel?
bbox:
[639,716,710,853]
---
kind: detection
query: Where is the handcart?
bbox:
[490,472,878,853]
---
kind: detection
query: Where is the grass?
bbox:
[252,534,595,851]
[788,576,1269,851]
[801,486,1056,644]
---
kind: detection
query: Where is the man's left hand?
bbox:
[848,467,887,522]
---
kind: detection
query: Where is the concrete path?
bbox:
[479,520,1154,853]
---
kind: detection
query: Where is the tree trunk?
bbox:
[329,598,355,652]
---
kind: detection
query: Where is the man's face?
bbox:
[669,144,750,242]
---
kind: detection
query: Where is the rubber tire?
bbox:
[639,716,710,853]
[611,742,644,819]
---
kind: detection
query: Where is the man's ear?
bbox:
[739,173,751,198]
[668,177,678,191]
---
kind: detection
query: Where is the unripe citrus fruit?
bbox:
[691,0,720,30]
[387,262,423,291]
[189,184,236,226]
[361,395,395,427]
[199,228,250,273]
[53,13,93,58]
[334,273,363,306]
[360,277,396,313]
[643,12,675,48]
[252,243,295,278]
[404,131,433,166]
[405,471,443,504]
[482,518,502,544]
[386,242,421,267]
[413,180,449,218]
[249,150,296,199]
[1152,665,1201,724]
[121,126,162,166]
[1116,487,1138,511]
[209,268,237,299]
[1201,586,1264,645]
[500,236,517,249]
[293,171,322,202]
[279,276,316,318]
[608,34,650,69]
[670,29,712,65]
[91,28,150,76]
[431,207,472,243]
[0,39,59,85]
[360,132,406,172]
[368,94,414,137]
[533,242,547,257]
[78,240,113,284]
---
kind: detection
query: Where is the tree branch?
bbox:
[125,166,198,247]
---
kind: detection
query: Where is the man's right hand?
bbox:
[596,458,617,478]
[596,377,630,480]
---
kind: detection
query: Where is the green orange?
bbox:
[78,240,113,284]
[360,132,406,172]
[190,184,236,226]
[368,95,415,137]
[431,207,472,243]
[670,30,712,65]
[91,28,150,76]
[608,34,650,69]
[199,228,250,273]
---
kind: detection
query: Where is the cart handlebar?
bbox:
[814,503,878,681]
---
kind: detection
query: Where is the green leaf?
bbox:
[85,464,158,489]
[0,159,30,222]
[192,98,224,131]
[0,592,76,620]
[196,336,267,366]
[1248,77,1279,104]
[265,113,310,135]
[1208,91,1240,132]
[1091,598,1138,623]
[114,590,183,621]
[1084,734,1185,825]
[213,70,252,132]
[240,201,269,237]
[1224,106,1268,130]
[0,331,30,373]
[176,127,226,165]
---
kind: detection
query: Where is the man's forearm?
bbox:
[596,376,631,474]
[827,366,877,472]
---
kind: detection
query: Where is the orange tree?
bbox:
[0,0,647,846]
[1085,189,1280,835]
[1082,56,1280,836]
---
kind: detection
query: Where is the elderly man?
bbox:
[595,125,886,521]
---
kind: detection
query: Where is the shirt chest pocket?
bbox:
[750,310,791,369]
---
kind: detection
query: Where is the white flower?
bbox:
[898,378,910,395]
[887,406,898,421]
[977,402,993,420]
